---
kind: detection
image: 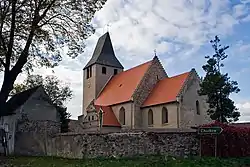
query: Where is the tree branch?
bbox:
[37,13,60,28]
[38,0,56,21]
[6,0,17,72]
[0,58,6,68]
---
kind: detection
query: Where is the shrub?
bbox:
[199,121,250,157]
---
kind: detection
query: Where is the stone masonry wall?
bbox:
[50,132,199,159]
[132,57,167,128]
[14,120,60,156]
[16,121,250,159]
[13,120,199,159]
[179,70,211,128]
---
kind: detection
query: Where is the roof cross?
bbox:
[103,23,111,33]
[154,49,157,57]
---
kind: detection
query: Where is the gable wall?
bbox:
[141,103,178,128]
[132,57,167,128]
[179,72,211,128]
[16,87,59,122]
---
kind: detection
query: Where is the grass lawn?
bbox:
[1,155,250,167]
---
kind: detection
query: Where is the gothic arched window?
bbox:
[119,107,125,125]
[162,107,168,124]
[148,109,153,126]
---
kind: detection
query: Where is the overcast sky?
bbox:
[2,0,250,122]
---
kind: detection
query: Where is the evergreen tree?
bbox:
[198,36,240,123]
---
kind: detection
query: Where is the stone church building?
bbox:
[78,32,210,132]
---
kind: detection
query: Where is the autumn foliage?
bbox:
[200,121,250,157]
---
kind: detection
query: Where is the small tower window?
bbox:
[92,115,94,120]
[114,69,118,75]
[102,67,106,74]
[86,68,89,79]
[89,66,92,77]
[86,66,92,79]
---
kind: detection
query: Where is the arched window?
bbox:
[119,107,125,125]
[102,66,106,74]
[162,107,168,124]
[196,100,200,115]
[148,109,153,126]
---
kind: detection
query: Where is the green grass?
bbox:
[1,155,250,167]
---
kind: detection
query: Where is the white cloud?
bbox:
[236,102,250,122]
[239,43,250,52]
[1,0,250,120]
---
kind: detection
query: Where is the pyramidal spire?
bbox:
[83,32,124,70]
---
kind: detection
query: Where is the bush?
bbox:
[200,121,250,157]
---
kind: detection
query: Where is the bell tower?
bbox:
[82,32,124,115]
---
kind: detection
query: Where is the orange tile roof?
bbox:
[95,105,120,127]
[142,71,190,107]
[95,60,153,106]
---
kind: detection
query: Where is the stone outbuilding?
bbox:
[0,86,60,154]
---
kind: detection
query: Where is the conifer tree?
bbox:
[198,36,240,123]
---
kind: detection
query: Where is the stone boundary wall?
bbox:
[14,120,60,156]
[50,132,199,159]
[13,120,199,159]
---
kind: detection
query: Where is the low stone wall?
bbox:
[13,121,199,159]
[14,120,60,156]
[49,132,199,159]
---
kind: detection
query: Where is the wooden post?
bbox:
[99,109,103,133]
[214,135,218,157]
[199,137,202,157]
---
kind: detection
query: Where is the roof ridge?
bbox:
[122,59,153,73]
[6,85,42,114]
[168,71,190,78]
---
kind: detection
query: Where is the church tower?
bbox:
[82,32,124,115]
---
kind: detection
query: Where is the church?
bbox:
[78,32,211,132]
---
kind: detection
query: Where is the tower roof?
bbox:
[83,32,124,70]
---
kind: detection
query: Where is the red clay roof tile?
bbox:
[95,105,120,127]
[94,60,153,106]
[142,71,190,107]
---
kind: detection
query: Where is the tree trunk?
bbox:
[0,71,19,116]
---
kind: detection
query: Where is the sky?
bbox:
[2,0,250,121]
